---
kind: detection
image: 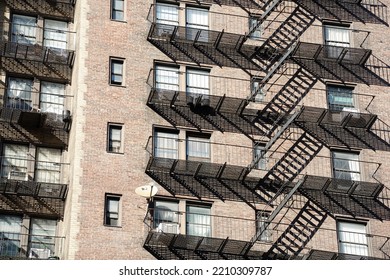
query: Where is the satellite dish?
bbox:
[135,183,158,199]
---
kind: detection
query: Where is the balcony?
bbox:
[0,21,76,83]
[4,0,77,22]
[143,208,390,260]
[0,156,68,218]
[0,231,64,260]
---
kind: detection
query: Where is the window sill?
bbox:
[104,224,122,228]
[109,83,127,88]
[107,151,125,155]
[110,19,127,23]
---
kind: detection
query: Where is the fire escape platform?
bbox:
[4,0,76,22]
[0,41,74,84]
[292,42,389,86]
[295,106,390,151]
[295,0,388,25]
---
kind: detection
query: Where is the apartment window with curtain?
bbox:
[40,81,66,115]
[0,215,22,258]
[323,24,350,59]
[186,6,209,41]
[43,19,68,51]
[154,200,180,234]
[186,204,211,237]
[1,144,29,181]
[155,64,179,91]
[337,220,368,256]
[253,142,267,170]
[29,218,57,259]
[154,128,179,159]
[6,77,33,110]
[332,151,360,184]
[186,68,210,106]
[249,16,262,40]
[107,124,123,153]
[35,147,61,184]
[186,133,210,162]
[327,85,355,112]
[111,0,125,21]
[104,194,122,227]
[156,2,179,37]
[11,14,37,45]
[110,58,125,86]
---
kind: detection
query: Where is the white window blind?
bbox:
[29,219,56,258]
[338,221,368,256]
[40,81,65,114]
[35,148,61,184]
[154,200,179,229]
[186,7,209,41]
[186,135,210,161]
[12,14,37,45]
[186,68,210,96]
[324,25,350,59]
[7,77,33,110]
[156,3,179,25]
[1,144,28,180]
[154,130,179,159]
[44,19,68,50]
[155,65,179,91]
[186,204,211,237]
[332,151,360,182]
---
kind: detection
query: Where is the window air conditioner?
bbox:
[29,248,52,259]
[8,171,28,181]
[157,222,180,234]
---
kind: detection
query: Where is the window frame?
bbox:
[107,123,124,154]
[111,0,125,21]
[109,57,125,86]
[186,132,211,162]
[153,127,180,159]
[337,219,369,257]
[104,193,122,227]
[255,211,272,242]
[326,84,356,112]
[253,142,267,170]
[331,150,361,183]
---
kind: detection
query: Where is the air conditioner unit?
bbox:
[8,171,28,181]
[157,222,180,234]
[29,248,52,259]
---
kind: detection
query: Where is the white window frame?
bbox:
[337,220,369,257]
[107,124,123,154]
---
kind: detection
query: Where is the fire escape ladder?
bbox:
[264,200,328,258]
[249,6,315,101]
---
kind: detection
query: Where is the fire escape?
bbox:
[144,0,390,259]
[0,0,75,259]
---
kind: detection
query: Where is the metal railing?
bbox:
[143,208,390,259]
[0,231,64,259]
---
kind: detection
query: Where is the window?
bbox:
[156,3,179,26]
[154,129,179,159]
[40,81,66,115]
[337,220,368,256]
[249,16,262,40]
[155,64,179,91]
[186,68,210,106]
[6,77,33,110]
[35,148,62,184]
[44,19,68,50]
[251,78,265,102]
[29,219,57,259]
[256,211,271,242]
[186,133,210,162]
[108,124,123,153]
[1,144,29,181]
[332,151,360,181]
[0,215,22,258]
[104,194,122,226]
[327,85,355,112]
[11,14,37,45]
[154,200,180,233]
[110,58,124,85]
[111,0,125,21]
[253,142,267,170]
[186,204,211,237]
[186,7,209,41]
[324,24,350,59]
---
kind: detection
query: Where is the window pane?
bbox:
[154,200,179,226]
[40,81,65,114]
[12,14,37,44]
[327,86,354,111]
[338,221,368,256]
[7,77,33,110]
[186,69,210,95]
[332,152,360,181]
[29,219,56,258]
[35,148,61,184]
[0,215,22,257]
[186,205,211,237]
[1,144,28,180]
[154,130,178,159]
[156,3,179,25]
[44,19,68,50]
[109,125,122,152]
[111,60,124,85]
[155,65,179,91]
[105,196,120,226]
[187,135,210,160]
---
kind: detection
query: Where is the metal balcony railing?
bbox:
[0,231,64,259]
[0,156,68,199]
[143,208,390,259]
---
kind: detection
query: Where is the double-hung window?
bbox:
[253,142,267,170]
[104,194,121,226]
[154,129,179,159]
[44,19,68,51]
[1,144,29,181]
[186,7,209,42]
[186,68,210,106]
[35,148,62,184]
[110,58,124,86]
[327,85,355,112]
[111,0,125,21]
[155,65,179,91]
[249,16,262,40]
[324,24,350,59]
[0,215,22,258]
[332,151,360,182]
[256,211,271,242]
[154,200,180,234]
[6,77,33,110]
[108,124,123,153]
[337,221,368,256]
[156,3,179,37]
[186,204,211,237]
[40,81,66,115]
[186,133,210,162]
[29,218,57,259]
[11,14,37,45]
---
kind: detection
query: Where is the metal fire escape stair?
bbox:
[264,200,328,259]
